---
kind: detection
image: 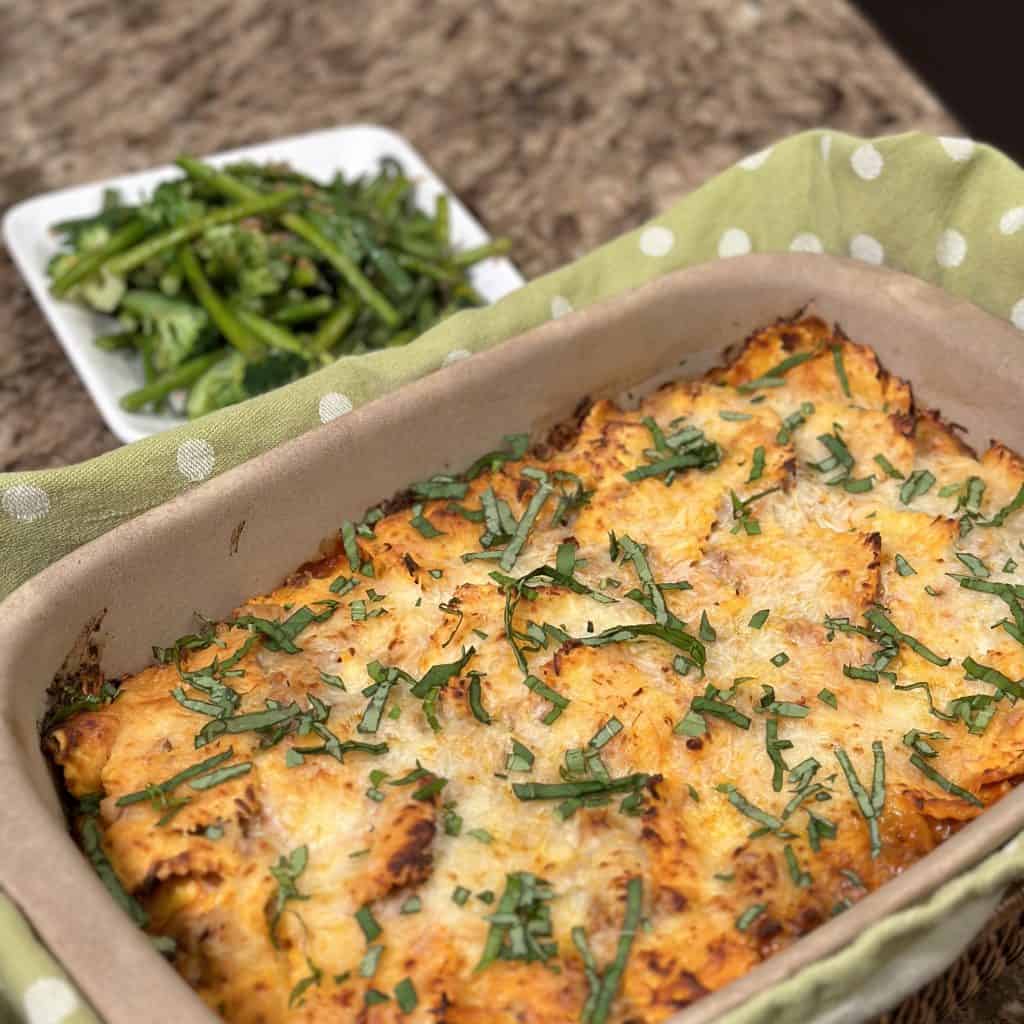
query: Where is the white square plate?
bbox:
[2,124,524,443]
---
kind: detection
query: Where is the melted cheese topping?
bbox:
[48,317,1024,1023]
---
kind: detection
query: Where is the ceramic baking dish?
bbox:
[2,252,1024,1024]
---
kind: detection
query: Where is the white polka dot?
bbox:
[851,143,884,181]
[317,392,353,423]
[849,234,885,265]
[789,233,824,254]
[443,348,472,367]
[717,228,752,259]
[936,228,967,268]
[23,977,79,1024]
[939,136,975,162]
[738,147,772,170]
[1012,298,1024,331]
[1,484,50,523]
[550,295,573,318]
[820,134,832,161]
[638,226,675,257]
[999,207,1024,235]
[176,439,215,483]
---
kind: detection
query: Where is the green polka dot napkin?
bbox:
[4,128,1024,1022]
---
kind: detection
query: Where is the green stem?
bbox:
[281,213,401,326]
[119,349,227,412]
[309,296,358,354]
[94,332,141,352]
[452,238,511,267]
[178,247,263,360]
[175,156,253,202]
[51,219,150,296]
[434,193,449,246]
[271,296,333,324]
[107,189,298,275]
[234,308,308,356]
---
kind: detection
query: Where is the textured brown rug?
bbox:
[0,0,953,472]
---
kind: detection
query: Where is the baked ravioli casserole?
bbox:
[47,317,1024,1023]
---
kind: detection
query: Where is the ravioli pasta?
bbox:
[48,316,1024,1023]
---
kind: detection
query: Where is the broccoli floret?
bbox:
[79,267,126,313]
[198,225,289,298]
[186,351,247,418]
[141,180,206,229]
[119,290,213,374]
[48,244,125,313]
[184,349,305,419]
[78,223,111,251]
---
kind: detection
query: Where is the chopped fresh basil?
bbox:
[736,903,766,931]
[776,402,815,444]
[355,903,382,942]
[894,554,916,577]
[394,977,418,1014]
[268,846,309,946]
[288,958,322,1009]
[412,776,447,801]
[963,656,1024,701]
[748,609,770,629]
[523,675,570,725]
[412,476,468,500]
[476,872,559,972]
[78,796,149,926]
[956,552,990,578]
[818,688,837,708]
[907,752,982,807]
[624,420,722,484]
[506,739,535,772]
[739,350,816,393]
[784,844,812,887]
[329,575,358,595]
[832,345,852,398]
[899,469,936,505]
[233,601,338,655]
[748,445,766,483]
[570,876,642,1023]
[692,696,751,730]
[984,483,1024,529]
[116,749,235,807]
[467,671,492,724]
[699,611,717,643]
[188,761,252,791]
[358,944,384,978]
[863,607,950,666]
[410,503,444,538]
[835,744,885,858]
[717,783,782,832]
[873,453,905,480]
[318,668,345,690]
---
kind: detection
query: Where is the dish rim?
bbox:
[3,252,1024,1023]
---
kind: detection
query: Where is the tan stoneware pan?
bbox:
[3,253,1024,1024]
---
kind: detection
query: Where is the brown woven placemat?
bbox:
[881,885,1024,1024]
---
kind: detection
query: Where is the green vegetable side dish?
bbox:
[46,156,511,418]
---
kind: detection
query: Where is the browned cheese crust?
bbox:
[47,317,1024,1023]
